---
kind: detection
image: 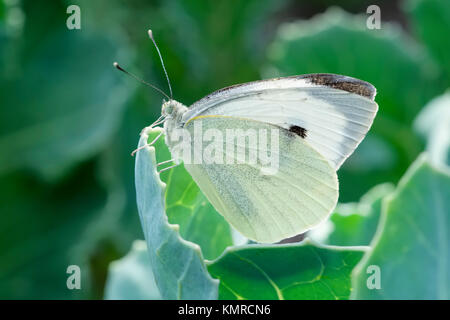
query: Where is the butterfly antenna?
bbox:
[148,29,173,99]
[113,62,170,100]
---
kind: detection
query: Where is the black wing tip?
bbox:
[288,125,307,139]
[191,73,377,108]
[300,73,377,100]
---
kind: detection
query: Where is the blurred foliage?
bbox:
[405,0,450,84]
[414,91,450,167]
[266,7,444,201]
[0,0,449,299]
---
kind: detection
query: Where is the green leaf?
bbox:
[265,7,443,201]
[104,240,161,300]
[148,130,233,260]
[414,91,450,167]
[134,127,218,299]
[405,0,450,83]
[207,240,366,300]
[310,183,394,247]
[352,154,450,299]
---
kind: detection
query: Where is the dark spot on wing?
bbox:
[289,125,307,138]
[302,73,376,100]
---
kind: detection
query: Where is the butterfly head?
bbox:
[161,100,187,119]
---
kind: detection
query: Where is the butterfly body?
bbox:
[161,100,191,166]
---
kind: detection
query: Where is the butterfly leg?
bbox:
[158,163,179,174]
[157,159,178,173]
[131,131,164,156]
[157,159,175,166]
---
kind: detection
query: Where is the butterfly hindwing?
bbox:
[182,116,338,243]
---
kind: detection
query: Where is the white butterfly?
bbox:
[117,30,378,243]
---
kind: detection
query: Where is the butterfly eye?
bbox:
[163,104,174,116]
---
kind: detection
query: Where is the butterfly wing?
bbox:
[182,116,338,243]
[182,74,378,170]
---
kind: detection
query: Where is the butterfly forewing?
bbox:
[182,74,378,170]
